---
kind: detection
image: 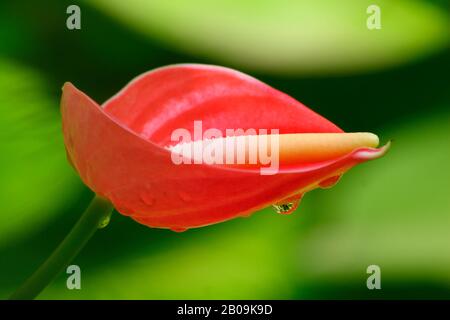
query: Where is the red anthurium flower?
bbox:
[61,64,388,232]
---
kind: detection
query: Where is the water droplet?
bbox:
[272,200,300,215]
[272,193,303,215]
[319,175,341,189]
[139,193,155,206]
[170,227,187,233]
[98,215,111,229]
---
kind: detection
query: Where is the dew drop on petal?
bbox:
[272,195,302,214]
[318,175,341,189]
[272,202,294,214]
[170,227,188,233]
[272,193,303,215]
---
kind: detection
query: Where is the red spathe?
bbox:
[61,64,388,230]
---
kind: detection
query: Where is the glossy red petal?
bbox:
[61,64,387,230]
[102,64,343,146]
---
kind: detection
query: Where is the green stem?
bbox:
[9,195,114,300]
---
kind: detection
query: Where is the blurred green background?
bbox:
[0,0,449,299]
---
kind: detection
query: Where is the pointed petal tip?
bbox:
[354,139,391,161]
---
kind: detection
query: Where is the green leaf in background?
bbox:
[0,59,82,246]
[89,0,449,75]
[38,208,303,299]
[295,112,450,293]
[20,112,450,299]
